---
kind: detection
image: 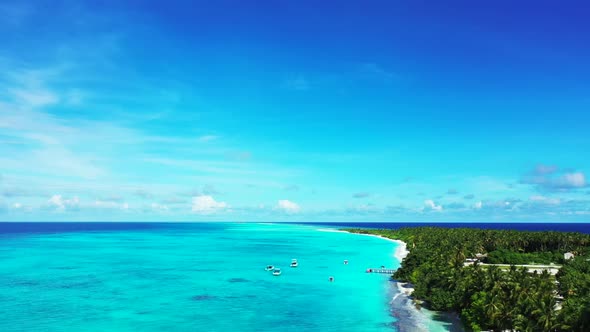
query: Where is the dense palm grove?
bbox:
[345,227,590,331]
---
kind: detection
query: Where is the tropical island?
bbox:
[344,227,590,331]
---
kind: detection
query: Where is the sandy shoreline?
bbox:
[330,229,460,331]
[318,229,415,294]
[357,233,410,263]
[317,228,409,265]
[349,233,415,296]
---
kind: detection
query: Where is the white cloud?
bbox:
[48,194,80,211]
[134,189,153,199]
[9,202,31,212]
[30,146,105,179]
[529,195,561,205]
[191,195,228,214]
[151,202,169,212]
[161,197,187,205]
[423,199,442,212]
[521,166,587,191]
[277,199,300,213]
[197,135,219,142]
[0,74,108,180]
[561,172,586,188]
[93,200,129,210]
[9,88,59,107]
[534,164,558,175]
[350,203,378,212]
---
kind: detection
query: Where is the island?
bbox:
[344,227,590,332]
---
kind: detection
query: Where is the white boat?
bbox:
[290,259,298,268]
[265,265,275,271]
[272,268,282,276]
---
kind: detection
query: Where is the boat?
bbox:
[272,268,281,276]
[265,265,275,271]
[343,260,348,265]
[290,259,298,267]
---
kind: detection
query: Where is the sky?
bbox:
[1,0,589,222]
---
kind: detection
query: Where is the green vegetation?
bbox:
[556,256,590,331]
[345,227,590,331]
[484,248,564,265]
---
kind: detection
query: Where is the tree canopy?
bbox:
[345,227,590,332]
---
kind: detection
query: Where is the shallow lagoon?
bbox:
[0,223,405,331]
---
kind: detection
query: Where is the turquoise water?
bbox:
[0,223,401,331]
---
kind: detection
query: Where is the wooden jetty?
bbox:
[366,268,396,274]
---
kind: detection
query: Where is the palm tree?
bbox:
[531,294,559,331]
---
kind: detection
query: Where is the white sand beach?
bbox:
[360,233,410,263]
[336,229,462,332]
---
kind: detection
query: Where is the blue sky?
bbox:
[1,0,589,222]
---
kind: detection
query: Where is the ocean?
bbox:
[0,223,400,332]
[0,222,588,332]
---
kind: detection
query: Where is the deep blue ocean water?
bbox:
[1,222,588,235]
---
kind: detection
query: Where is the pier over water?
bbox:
[366,268,396,274]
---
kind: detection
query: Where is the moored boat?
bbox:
[265,265,274,271]
[272,268,282,276]
[290,259,298,267]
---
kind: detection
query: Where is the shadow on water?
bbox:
[190,294,217,301]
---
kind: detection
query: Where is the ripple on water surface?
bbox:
[0,222,405,331]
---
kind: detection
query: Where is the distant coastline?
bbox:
[304,221,590,234]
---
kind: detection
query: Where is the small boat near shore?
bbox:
[290,259,298,268]
[272,268,282,276]
[265,265,275,271]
